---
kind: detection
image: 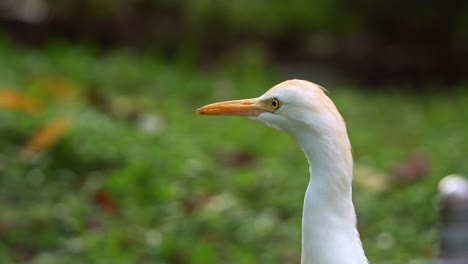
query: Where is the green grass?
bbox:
[0,40,467,264]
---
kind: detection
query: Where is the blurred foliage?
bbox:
[1,0,467,85]
[0,40,467,264]
[35,0,466,35]
[46,0,348,32]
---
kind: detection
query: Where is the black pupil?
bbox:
[272,100,278,108]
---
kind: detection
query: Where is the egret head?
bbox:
[197,79,345,140]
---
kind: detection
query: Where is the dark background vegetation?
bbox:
[2,0,468,86]
[0,1,467,264]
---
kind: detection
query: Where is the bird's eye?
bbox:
[271,98,281,109]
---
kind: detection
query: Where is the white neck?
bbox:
[294,127,367,264]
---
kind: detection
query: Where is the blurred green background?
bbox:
[0,1,467,263]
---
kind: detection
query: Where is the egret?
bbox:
[197,79,368,264]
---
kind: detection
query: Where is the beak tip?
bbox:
[196,107,205,115]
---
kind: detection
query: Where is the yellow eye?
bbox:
[271,98,281,109]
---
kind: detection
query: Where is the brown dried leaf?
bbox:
[222,150,257,168]
[22,116,72,155]
[354,164,391,193]
[0,90,39,113]
[93,190,117,214]
[85,86,111,113]
[180,195,210,215]
[29,76,80,102]
[393,154,429,182]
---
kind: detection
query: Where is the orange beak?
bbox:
[197,98,265,116]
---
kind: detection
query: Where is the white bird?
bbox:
[197,79,368,264]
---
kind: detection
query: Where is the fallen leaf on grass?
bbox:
[222,150,257,168]
[84,86,111,113]
[393,154,429,182]
[29,76,80,103]
[354,164,391,193]
[22,116,72,155]
[0,90,39,113]
[93,190,117,214]
[180,195,210,215]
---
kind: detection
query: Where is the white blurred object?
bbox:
[0,0,47,23]
[136,112,166,135]
[438,174,468,200]
[436,174,468,263]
